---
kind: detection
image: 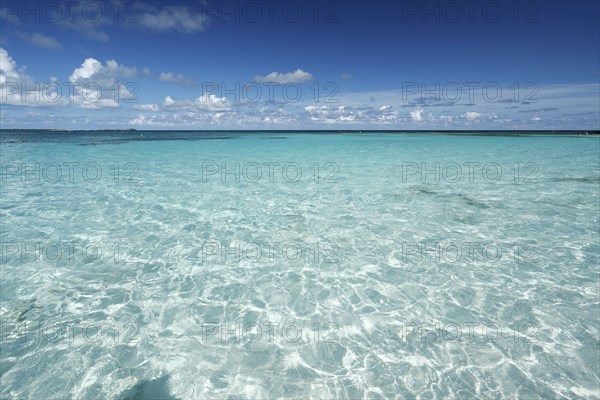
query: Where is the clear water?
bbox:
[1,131,599,399]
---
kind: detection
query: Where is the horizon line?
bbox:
[1,129,599,133]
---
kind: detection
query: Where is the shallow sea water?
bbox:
[1,131,599,399]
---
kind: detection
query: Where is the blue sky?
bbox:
[0,0,599,130]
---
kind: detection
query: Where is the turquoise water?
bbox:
[1,131,599,399]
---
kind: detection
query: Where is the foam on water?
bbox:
[1,132,599,399]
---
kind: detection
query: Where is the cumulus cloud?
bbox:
[164,96,175,106]
[129,114,148,126]
[342,73,353,80]
[254,69,314,84]
[68,58,138,109]
[127,110,238,127]
[410,108,424,122]
[133,103,160,111]
[0,47,67,107]
[259,107,295,125]
[126,113,169,127]
[377,105,397,123]
[70,58,137,82]
[0,47,20,84]
[305,105,325,113]
[70,59,102,81]
[162,94,231,111]
[303,104,396,125]
[158,72,197,88]
[464,111,482,121]
[461,111,499,123]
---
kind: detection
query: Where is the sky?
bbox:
[0,0,599,130]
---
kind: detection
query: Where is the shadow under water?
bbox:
[118,375,179,400]
[408,186,492,209]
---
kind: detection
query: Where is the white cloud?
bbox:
[137,6,208,33]
[19,33,63,50]
[0,47,66,107]
[304,105,329,115]
[0,47,20,84]
[1,2,110,41]
[127,110,237,127]
[158,72,197,88]
[410,108,424,122]
[464,111,482,121]
[129,114,148,126]
[342,73,353,80]
[133,103,160,111]
[70,58,102,81]
[60,18,110,42]
[254,69,314,84]
[77,97,120,109]
[104,59,137,78]
[259,107,295,125]
[162,94,231,111]
[68,58,138,109]
[377,105,397,123]
[0,2,208,44]
[304,104,382,125]
[164,96,175,106]
[82,29,110,42]
[25,3,212,41]
[531,115,541,121]
[70,58,137,82]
